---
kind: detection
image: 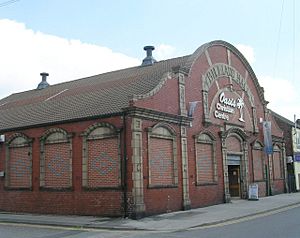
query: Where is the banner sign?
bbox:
[263,121,273,155]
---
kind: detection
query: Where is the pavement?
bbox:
[0,192,300,232]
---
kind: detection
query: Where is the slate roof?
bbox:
[0,55,190,132]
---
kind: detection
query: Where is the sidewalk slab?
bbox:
[0,193,299,232]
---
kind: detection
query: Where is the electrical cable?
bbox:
[292,0,296,84]
[0,0,20,8]
[273,0,285,79]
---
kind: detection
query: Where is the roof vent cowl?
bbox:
[37,72,50,90]
[141,46,157,66]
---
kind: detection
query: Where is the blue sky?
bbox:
[0,0,299,120]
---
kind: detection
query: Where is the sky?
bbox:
[0,0,299,121]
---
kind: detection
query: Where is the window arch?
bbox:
[5,133,32,189]
[147,123,178,187]
[195,131,217,185]
[226,135,242,153]
[82,122,121,189]
[40,128,72,189]
[252,140,265,181]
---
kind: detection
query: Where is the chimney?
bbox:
[141,46,157,66]
[37,72,50,90]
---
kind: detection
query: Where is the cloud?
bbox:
[155,44,177,60]
[259,75,299,121]
[0,19,140,98]
[235,44,255,65]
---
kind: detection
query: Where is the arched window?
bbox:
[195,132,217,185]
[272,144,283,180]
[82,122,121,189]
[252,141,265,181]
[40,128,72,189]
[148,124,178,187]
[5,133,32,189]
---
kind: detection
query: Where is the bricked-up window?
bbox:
[273,144,283,180]
[5,133,32,189]
[148,124,178,188]
[252,141,265,181]
[226,136,242,153]
[40,128,72,190]
[195,132,217,185]
[82,123,121,189]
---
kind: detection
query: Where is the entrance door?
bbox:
[228,165,240,198]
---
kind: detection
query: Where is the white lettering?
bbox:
[219,92,236,107]
[216,103,235,114]
[214,110,229,121]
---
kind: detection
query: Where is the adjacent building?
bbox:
[272,111,298,192]
[0,40,287,218]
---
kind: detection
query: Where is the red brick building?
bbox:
[0,40,287,218]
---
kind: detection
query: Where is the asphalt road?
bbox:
[1,205,300,238]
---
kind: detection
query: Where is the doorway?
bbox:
[228,165,241,198]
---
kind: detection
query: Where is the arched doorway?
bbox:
[220,127,249,202]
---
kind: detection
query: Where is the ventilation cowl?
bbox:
[141,46,157,66]
[37,72,50,90]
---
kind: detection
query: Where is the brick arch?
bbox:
[5,133,33,189]
[222,127,248,142]
[82,122,118,138]
[7,132,32,146]
[185,40,266,105]
[195,130,216,142]
[40,128,71,143]
[82,122,121,189]
[151,122,177,136]
[252,139,264,149]
[40,128,72,189]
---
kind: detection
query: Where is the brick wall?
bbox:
[273,116,293,156]
[196,143,214,184]
[252,149,264,181]
[0,117,124,216]
[8,146,31,188]
[142,121,182,215]
[149,138,174,186]
[272,151,282,180]
[44,143,71,188]
[226,136,241,152]
[87,138,120,188]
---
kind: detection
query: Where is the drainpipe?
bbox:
[122,112,128,217]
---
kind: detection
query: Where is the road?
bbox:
[1,205,300,238]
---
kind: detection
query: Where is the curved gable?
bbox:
[186,40,267,133]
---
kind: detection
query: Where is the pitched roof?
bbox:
[0,55,190,132]
[271,110,300,128]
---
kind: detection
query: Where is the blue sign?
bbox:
[295,154,300,162]
[263,121,273,155]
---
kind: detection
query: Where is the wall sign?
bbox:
[202,63,254,107]
[214,92,245,122]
